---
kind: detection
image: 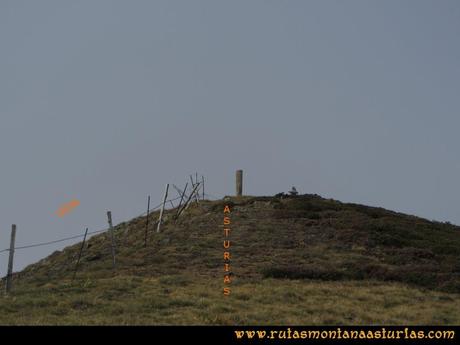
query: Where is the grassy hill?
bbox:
[1,194,460,325]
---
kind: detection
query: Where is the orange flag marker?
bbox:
[56,199,80,217]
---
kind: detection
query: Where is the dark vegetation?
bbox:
[7,193,460,293]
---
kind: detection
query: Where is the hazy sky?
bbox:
[1,0,459,274]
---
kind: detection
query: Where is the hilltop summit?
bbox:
[2,194,460,324]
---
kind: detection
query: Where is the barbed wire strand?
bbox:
[14,229,108,251]
[0,193,196,253]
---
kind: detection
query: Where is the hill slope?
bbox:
[1,194,460,324]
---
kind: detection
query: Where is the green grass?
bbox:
[2,194,460,324]
[0,275,459,325]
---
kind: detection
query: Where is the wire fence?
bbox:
[0,186,218,255]
[0,172,233,295]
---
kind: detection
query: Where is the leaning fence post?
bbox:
[172,184,187,200]
[5,224,16,294]
[144,195,150,247]
[185,182,200,209]
[189,175,200,203]
[72,227,89,281]
[195,173,200,203]
[178,183,188,207]
[106,211,116,269]
[156,183,169,233]
[174,183,188,219]
[176,182,200,219]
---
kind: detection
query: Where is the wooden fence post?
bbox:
[172,184,187,200]
[156,183,169,233]
[190,175,200,203]
[236,170,243,197]
[72,227,89,281]
[176,182,200,218]
[185,182,200,210]
[174,183,188,219]
[5,224,16,294]
[201,175,205,200]
[144,195,150,247]
[106,211,116,269]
